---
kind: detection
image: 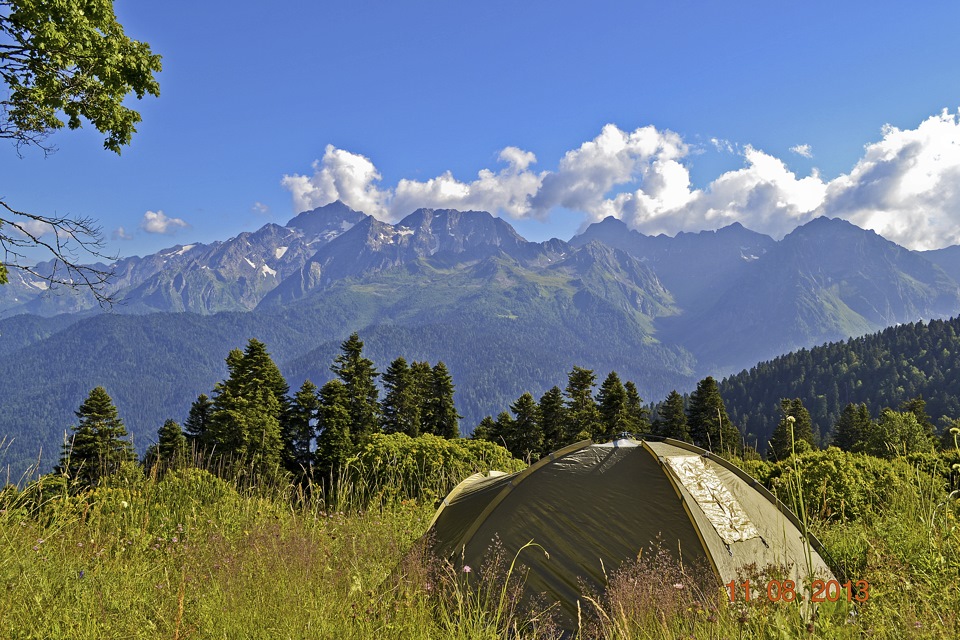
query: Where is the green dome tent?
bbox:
[426,436,835,628]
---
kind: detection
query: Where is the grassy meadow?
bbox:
[2,444,960,639]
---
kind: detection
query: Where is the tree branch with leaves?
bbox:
[0,0,161,299]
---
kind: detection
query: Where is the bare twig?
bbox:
[0,198,116,306]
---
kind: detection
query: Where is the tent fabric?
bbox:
[425,436,835,628]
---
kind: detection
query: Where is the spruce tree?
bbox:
[831,403,872,452]
[57,386,136,489]
[381,357,421,436]
[510,392,543,460]
[426,361,460,439]
[156,419,188,469]
[768,398,815,460]
[687,376,739,453]
[596,371,630,441]
[184,393,213,451]
[314,379,353,477]
[331,333,380,442]
[207,340,290,480]
[656,390,691,442]
[564,366,602,442]
[493,411,516,451]
[284,380,320,475]
[624,381,651,434]
[538,386,567,452]
[471,415,497,441]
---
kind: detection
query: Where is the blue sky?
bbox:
[4,0,960,261]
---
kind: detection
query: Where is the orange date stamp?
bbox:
[726,579,870,603]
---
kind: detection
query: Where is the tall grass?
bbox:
[3,445,960,638]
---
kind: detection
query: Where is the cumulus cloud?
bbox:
[112,226,134,241]
[282,109,960,250]
[140,210,189,235]
[281,144,544,222]
[822,110,960,250]
[252,201,270,214]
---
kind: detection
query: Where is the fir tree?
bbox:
[538,386,567,452]
[687,376,739,453]
[656,390,691,442]
[315,379,353,476]
[425,361,460,439]
[152,419,187,471]
[57,386,136,489]
[768,398,815,460]
[510,392,543,460]
[831,403,872,452]
[624,381,651,434]
[565,366,602,442]
[184,393,213,451]
[207,340,289,480]
[331,333,380,442]
[381,357,421,436]
[471,415,496,441]
[284,380,319,475]
[596,371,630,441]
[493,411,516,451]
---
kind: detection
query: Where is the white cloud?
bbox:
[821,110,960,250]
[281,143,544,222]
[112,226,134,241]
[281,109,960,250]
[140,210,189,235]
[252,201,269,214]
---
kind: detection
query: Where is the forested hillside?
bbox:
[719,316,960,448]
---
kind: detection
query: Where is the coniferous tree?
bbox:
[381,357,421,436]
[565,366,602,442]
[510,392,543,460]
[284,380,319,475]
[471,416,496,441]
[57,386,136,489]
[184,393,213,451]
[538,386,567,452]
[831,403,872,452]
[425,361,460,439]
[314,379,353,476]
[768,398,815,460]
[150,419,188,471]
[207,340,289,480]
[493,411,516,451]
[656,390,691,442]
[597,371,630,441]
[687,376,739,453]
[331,333,380,442]
[624,381,651,434]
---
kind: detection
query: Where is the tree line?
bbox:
[57,333,460,490]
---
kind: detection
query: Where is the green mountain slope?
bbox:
[718,316,960,450]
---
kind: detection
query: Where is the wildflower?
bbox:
[79,570,84,579]
[120,501,129,509]
[673,582,684,590]
[463,565,472,573]
[951,428,960,435]
[914,622,922,629]
[171,536,179,543]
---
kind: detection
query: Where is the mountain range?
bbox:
[2,202,959,473]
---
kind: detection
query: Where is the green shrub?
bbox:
[767,447,937,522]
[345,433,525,505]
